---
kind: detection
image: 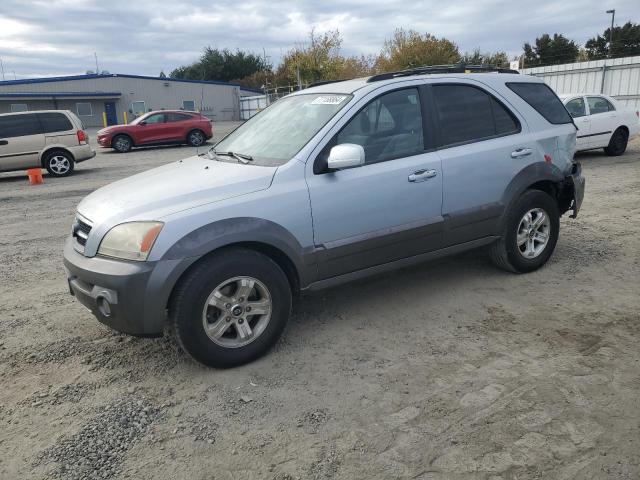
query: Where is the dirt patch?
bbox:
[1,133,640,479]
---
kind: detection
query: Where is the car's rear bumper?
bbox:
[567,162,585,218]
[63,238,197,336]
[69,144,96,162]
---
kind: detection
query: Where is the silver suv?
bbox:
[0,110,95,176]
[64,66,585,367]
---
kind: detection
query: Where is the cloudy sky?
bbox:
[0,0,636,79]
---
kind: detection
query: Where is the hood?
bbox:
[77,156,277,226]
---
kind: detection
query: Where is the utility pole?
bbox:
[606,9,615,58]
[0,58,5,81]
[94,52,100,73]
[262,47,270,105]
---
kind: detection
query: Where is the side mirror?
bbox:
[327,144,365,170]
[139,121,147,126]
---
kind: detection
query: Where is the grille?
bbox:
[74,217,92,246]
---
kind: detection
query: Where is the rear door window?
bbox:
[433,84,520,147]
[506,82,572,124]
[0,113,42,138]
[587,96,615,114]
[37,112,73,133]
[166,113,192,122]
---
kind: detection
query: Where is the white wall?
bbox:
[522,55,640,110]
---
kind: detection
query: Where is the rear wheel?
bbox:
[490,190,559,273]
[44,150,74,177]
[112,134,133,153]
[187,129,205,147]
[169,248,292,368]
[604,128,628,156]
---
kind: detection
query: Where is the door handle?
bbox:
[408,169,437,182]
[0,140,8,146]
[511,148,532,159]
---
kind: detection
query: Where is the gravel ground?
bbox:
[1,127,639,479]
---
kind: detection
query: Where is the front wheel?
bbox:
[169,248,292,368]
[112,134,132,153]
[490,190,559,273]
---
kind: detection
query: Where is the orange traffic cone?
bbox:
[27,168,44,185]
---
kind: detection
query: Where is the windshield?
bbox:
[212,93,352,166]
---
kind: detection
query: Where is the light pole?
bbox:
[606,9,615,58]
[0,58,5,81]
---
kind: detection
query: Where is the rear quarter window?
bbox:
[506,82,572,125]
[432,84,520,147]
[37,112,73,133]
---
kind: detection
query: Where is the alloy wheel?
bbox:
[189,131,204,146]
[48,155,70,175]
[202,276,272,348]
[516,208,551,259]
[114,137,131,152]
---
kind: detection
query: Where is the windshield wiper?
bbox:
[211,150,254,164]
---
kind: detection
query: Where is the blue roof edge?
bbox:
[0,92,122,98]
[0,73,242,88]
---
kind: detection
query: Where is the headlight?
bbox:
[98,221,163,261]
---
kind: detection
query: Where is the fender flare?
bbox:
[161,217,315,287]
[497,161,566,231]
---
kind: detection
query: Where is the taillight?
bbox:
[77,130,87,144]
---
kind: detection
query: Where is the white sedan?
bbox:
[561,94,639,156]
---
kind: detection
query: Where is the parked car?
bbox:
[561,94,639,155]
[96,110,213,153]
[0,110,94,177]
[64,66,584,368]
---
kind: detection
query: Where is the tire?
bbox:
[604,128,628,156]
[490,189,559,273]
[169,248,292,368]
[112,134,133,153]
[187,129,205,147]
[43,150,74,177]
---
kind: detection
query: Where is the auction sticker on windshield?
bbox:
[311,95,348,105]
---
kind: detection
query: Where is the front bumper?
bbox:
[63,238,197,336]
[97,135,112,147]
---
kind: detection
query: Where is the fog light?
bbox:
[97,297,112,317]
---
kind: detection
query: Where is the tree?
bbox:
[375,29,460,72]
[170,47,269,82]
[460,48,509,67]
[159,71,166,78]
[274,29,374,87]
[585,22,640,60]
[522,34,579,67]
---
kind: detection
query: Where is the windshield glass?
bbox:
[213,93,352,166]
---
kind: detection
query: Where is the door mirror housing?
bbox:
[138,121,147,126]
[327,144,365,170]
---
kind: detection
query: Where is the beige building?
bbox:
[0,73,258,127]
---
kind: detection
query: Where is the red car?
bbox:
[96,110,213,153]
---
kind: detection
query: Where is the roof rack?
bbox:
[307,79,343,88]
[367,64,519,83]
